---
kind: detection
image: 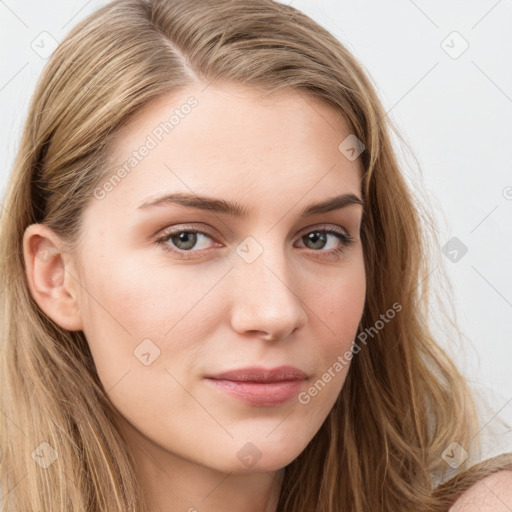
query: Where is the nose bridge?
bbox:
[229,235,307,339]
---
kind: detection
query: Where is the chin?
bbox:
[211,437,311,474]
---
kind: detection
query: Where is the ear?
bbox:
[23,223,83,331]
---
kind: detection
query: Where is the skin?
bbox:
[23,82,366,512]
[450,471,512,511]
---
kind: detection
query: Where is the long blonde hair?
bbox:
[0,0,510,510]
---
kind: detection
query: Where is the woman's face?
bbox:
[63,83,366,473]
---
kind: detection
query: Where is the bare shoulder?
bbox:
[449,470,512,511]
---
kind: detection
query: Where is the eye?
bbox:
[295,226,355,259]
[154,224,355,260]
[154,226,220,259]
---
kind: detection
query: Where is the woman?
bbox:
[0,0,510,510]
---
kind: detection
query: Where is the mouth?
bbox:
[205,365,308,407]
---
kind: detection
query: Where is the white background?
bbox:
[1,1,511,440]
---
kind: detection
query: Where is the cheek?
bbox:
[76,256,162,383]
[306,256,365,391]
[76,253,227,385]
[315,254,366,339]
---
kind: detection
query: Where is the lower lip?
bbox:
[206,378,305,407]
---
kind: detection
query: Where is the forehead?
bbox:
[94,83,363,213]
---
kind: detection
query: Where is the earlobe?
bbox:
[23,223,83,331]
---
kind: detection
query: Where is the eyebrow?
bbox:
[137,192,364,217]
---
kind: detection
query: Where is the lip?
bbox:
[207,365,308,382]
[205,365,308,407]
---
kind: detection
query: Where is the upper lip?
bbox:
[206,365,308,383]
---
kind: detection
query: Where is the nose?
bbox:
[229,246,308,342]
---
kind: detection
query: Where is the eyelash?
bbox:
[154,224,355,260]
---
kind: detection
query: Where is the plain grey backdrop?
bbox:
[1,1,511,440]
